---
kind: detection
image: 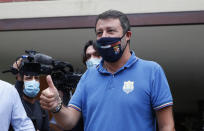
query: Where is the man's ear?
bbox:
[126,31,132,43]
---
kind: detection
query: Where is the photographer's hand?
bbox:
[40,75,61,111]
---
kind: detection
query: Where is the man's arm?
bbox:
[40,75,81,130]
[156,106,175,131]
[53,106,81,130]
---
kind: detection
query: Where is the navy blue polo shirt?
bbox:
[69,51,173,131]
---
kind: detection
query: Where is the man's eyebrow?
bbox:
[107,26,117,30]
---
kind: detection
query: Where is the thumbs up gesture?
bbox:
[40,75,60,111]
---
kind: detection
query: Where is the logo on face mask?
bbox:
[96,34,127,62]
[86,57,102,68]
[23,80,40,98]
[113,45,120,54]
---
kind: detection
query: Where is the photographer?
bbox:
[8,53,50,131]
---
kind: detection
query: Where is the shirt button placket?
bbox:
[110,74,115,89]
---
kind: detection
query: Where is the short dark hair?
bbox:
[95,10,131,34]
[82,40,98,65]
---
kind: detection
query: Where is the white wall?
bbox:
[0,0,204,19]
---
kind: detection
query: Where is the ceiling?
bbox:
[0,25,204,113]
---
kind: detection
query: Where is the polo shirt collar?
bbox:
[97,51,138,74]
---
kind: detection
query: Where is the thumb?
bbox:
[46,75,55,89]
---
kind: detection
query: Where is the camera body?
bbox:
[19,50,53,76]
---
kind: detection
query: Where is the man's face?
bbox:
[86,45,101,61]
[96,18,123,40]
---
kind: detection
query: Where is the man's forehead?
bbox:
[96,18,121,30]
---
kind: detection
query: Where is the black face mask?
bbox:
[96,34,127,62]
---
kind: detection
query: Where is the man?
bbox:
[0,80,35,131]
[40,10,175,131]
[13,57,50,131]
[20,73,50,131]
[82,40,102,68]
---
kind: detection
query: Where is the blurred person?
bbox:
[82,40,101,68]
[0,79,35,131]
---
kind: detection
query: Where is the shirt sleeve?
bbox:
[11,86,35,131]
[151,64,173,110]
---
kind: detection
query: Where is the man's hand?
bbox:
[40,75,60,111]
[40,76,81,130]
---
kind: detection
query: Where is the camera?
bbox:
[19,50,53,75]
[2,50,53,76]
[2,50,82,93]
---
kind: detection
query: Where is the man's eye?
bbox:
[25,77,31,80]
[96,32,102,35]
[35,77,40,80]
